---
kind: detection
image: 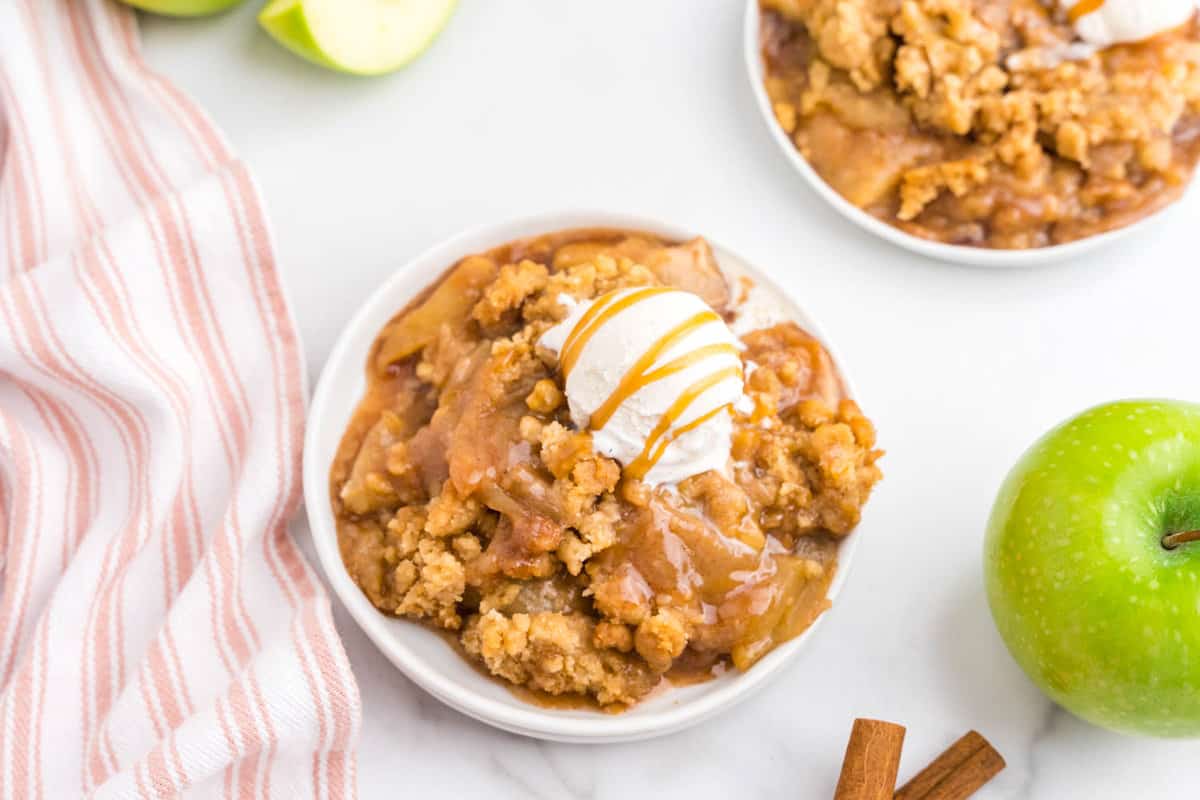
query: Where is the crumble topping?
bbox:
[332,230,882,708]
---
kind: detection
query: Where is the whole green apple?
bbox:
[985,399,1200,737]
[118,0,244,16]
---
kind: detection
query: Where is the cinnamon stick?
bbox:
[833,718,907,800]
[894,730,1005,800]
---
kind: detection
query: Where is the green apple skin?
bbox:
[986,400,1200,737]
[258,0,458,77]
[118,0,244,16]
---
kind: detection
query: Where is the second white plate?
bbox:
[743,0,1190,267]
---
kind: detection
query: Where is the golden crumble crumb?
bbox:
[424,484,481,538]
[634,610,690,673]
[386,507,424,559]
[557,532,590,577]
[472,259,549,327]
[391,560,417,597]
[1055,120,1091,167]
[594,621,634,653]
[518,415,544,443]
[794,398,835,428]
[525,378,563,414]
[451,534,482,563]
[589,562,653,626]
[394,538,466,630]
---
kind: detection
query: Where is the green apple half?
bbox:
[259,0,457,76]
[985,399,1200,737]
[118,0,243,15]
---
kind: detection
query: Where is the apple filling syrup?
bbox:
[330,229,882,709]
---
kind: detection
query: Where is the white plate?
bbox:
[743,0,1190,267]
[303,211,870,742]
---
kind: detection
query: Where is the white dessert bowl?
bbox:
[303,210,871,742]
[743,0,1193,268]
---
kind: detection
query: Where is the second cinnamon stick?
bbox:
[894,730,1005,800]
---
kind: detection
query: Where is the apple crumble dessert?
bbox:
[759,0,1200,248]
[330,229,882,709]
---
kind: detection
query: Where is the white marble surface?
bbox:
[140,2,1200,797]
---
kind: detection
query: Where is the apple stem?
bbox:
[1161,530,1200,550]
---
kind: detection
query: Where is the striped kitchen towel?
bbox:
[0,1,361,798]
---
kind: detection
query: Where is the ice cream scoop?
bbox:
[1063,0,1195,47]
[539,287,745,486]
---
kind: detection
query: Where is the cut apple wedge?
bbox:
[118,0,244,15]
[258,0,457,76]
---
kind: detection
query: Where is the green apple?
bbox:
[985,399,1200,737]
[118,0,244,16]
[259,0,457,76]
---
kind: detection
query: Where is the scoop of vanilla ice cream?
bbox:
[539,287,745,486]
[1065,0,1194,47]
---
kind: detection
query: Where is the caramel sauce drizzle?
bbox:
[1067,0,1104,23]
[556,287,745,480]
[588,309,736,431]
[633,402,734,478]
[626,366,742,479]
[559,287,671,378]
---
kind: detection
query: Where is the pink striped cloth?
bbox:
[0,1,361,797]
